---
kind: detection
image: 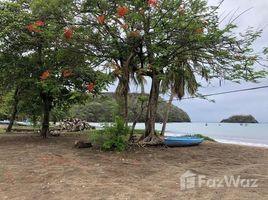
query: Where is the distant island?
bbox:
[69,93,191,123]
[221,115,258,123]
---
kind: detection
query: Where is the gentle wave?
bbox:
[165,131,268,148]
[215,139,268,148]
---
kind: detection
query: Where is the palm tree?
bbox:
[128,73,147,141]
[160,60,199,136]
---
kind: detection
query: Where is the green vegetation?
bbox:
[89,117,129,151]
[185,134,215,142]
[0,127,4,134]
[221,115,258,123]
[0,0,111,136]
[193,134,216,142]
[0,0,267,144]
[69,93,190,122]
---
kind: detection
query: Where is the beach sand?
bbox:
[0,133,267,200]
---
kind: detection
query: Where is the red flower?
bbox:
[27,24,40,33]
[97,15,105,25]
[87,83,94,92]
[117,6,128,17]
[148,0,157,6]
[35,20,45,27]
[64,28,73,39]
[40,70,49,80]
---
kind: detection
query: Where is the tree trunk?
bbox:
[129,98,146,141]
[123,83,128,126]
[32,114,37,127]
[129,82,146,141]
[144,74,160,138]
[115,79,129,126]
[6,88,20,132]
[40,92,53,138]
[160,92,174,136]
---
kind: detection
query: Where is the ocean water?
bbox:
[134,122,268,148]
[90,122,268,148]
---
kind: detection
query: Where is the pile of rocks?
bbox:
[48,119,95,137]
[59,119,95,132]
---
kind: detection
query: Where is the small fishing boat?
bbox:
[164,136,204,147]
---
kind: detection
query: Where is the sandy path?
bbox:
[0,133,267,200]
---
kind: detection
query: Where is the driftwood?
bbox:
[74,140,92,148]
[59,119,95,132]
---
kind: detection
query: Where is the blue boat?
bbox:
[164,136,204,147]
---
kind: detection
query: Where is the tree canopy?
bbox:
[0,0,267,140]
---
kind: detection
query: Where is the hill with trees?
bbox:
[68,93,191,123]
[221,115,258,123]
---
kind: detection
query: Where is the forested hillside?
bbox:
[68,93,191,122]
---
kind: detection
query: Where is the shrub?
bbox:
[89,117,129,151]
[194,134,215,142]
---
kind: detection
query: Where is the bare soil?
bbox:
[0,132,267,200]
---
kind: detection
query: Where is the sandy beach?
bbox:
[0,132,267,200]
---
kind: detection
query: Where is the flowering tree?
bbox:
[1,0,266,141]
[80,0,266,143]
[0,0,111,137]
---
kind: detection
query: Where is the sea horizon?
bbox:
[90,122,268,148]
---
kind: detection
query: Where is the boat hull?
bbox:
[164,136,204,147]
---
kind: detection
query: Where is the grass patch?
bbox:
[0,128,5,134]
[193,134,216,142]
[88,129,108,146]
[88,117,129,151]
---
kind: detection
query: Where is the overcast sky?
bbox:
[109,0,268,123]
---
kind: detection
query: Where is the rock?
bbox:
[221,115,258,123]
[49,130,60,137]
[58,119,95,132]
[74,140,92,148]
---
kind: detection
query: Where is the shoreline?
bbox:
[215,139,268,148]
[2,123,268,148]
[165,131,268,149]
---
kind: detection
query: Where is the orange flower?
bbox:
[97,15,105,25]
[117,6,128,17]
[121,23,129,30]
[35,20,45,27]
[87,83,94,92]
[64,28,73,39]
[196,27,204,33]
[130,31,141,38]
[148,0,157,6]
[63,69,73,77]
[27,24,40,33]
[40,70,49,80]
